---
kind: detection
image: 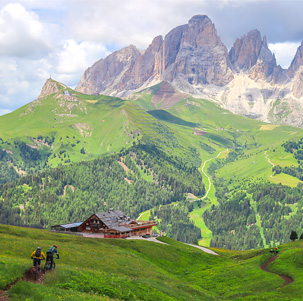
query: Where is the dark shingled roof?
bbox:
[95,210,128,228]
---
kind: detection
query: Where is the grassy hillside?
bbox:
[2,79,303,250]
[0,224,302,300]
[0,80,138,179]
[129,84,303,249]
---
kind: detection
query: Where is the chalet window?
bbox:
[86,227,91,230]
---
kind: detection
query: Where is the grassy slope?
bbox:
[0,82,135,169]
[0,224,302,300]
[130,89,303,248]
[2,80,303,250]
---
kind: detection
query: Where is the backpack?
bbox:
[48,246,55,254]
[35,248,41,257]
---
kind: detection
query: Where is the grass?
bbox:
[269,173,302,187]
[189,201,213,247]
[1,224,303,300]
[2,80,303,269]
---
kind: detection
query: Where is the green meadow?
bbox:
[0,224,303,300]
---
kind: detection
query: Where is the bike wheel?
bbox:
[52,261,56,270]
[34,263,38,280]
[44,261,50,272]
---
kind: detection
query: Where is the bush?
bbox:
[290,230,298,241]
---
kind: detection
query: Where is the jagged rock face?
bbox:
[291,66,303,98]
[130,35,164,87]
[249,37,277,80]
[76,15,233,96]
[38,78,59,98]
[74,14,303,128]
[229,31,277,80]
[229,30,263,71]
[288,42,303,78]
[164,15,233,86]
[76,45,141,95]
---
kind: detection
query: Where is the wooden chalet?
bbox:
[51,209,157,238]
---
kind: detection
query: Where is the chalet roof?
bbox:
[95,210,129,228]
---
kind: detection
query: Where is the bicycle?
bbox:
[33,260,44,280]
[44,257,57,272]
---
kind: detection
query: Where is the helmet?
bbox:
[54,244,58,248]
[37,247,41,250]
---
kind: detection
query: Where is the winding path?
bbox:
[0,269,46,300]
[185,243,218,255]
[201,149,229,200]
[264,151,275,178]
[264,151,275,168]
[260,255,293,285]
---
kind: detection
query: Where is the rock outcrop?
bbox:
[76,15,233,96]
[288,42,303,78]
[229,29,263,71]
[38,78,60,98]
[163,15,233,87]
[76,45,142,96]
[229,31,277,80]
[75,15,303,127]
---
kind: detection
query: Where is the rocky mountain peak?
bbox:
[76,44,142,95]
[184,14,220,47]
[164,14,233,86]
[229,29,277,80]
[73,15,303,128]
[288,41,303,78]
[188,14,210,25]
[38,78,60,98]
[229,29,263,71]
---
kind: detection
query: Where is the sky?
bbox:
[0,0,302,115]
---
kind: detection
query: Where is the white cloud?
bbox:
[0,56,50,110]
[0,3,54,57]
[55,40,109,74]
[269,42,300,69]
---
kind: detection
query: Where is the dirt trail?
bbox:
[0,268,46,300]
[261,255,293,285]
[185,243,218,255]
[264,150,275,178]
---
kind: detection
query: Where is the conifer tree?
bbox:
[290,230,298,241]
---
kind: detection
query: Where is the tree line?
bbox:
[0,144,205,244]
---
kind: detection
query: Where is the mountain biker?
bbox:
[31,247,46,272]
[46,244,59,268]
[275,246,279,255]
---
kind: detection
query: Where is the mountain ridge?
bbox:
[76,14,303,127]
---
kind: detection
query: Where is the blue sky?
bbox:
[0,0,302,115]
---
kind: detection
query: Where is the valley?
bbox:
[1,5,303,300]
[1,79,303,250]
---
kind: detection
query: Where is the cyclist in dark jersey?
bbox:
[46,244,59,268]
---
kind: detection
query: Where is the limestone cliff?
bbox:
[75,15,303,127]
[76,15,233,96]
